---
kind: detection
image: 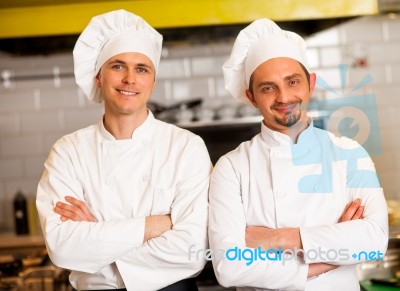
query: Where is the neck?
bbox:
[285,119,309,143]
[265,115,310,143]
[103,109,148,140]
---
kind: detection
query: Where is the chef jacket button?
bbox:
[276,191,285,197]
[142,175,149,182]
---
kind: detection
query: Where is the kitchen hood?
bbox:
[0,0,379,55]
[0,0,379,39]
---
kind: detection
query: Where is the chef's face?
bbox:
[96,52,155,117]
[246,57,316,133]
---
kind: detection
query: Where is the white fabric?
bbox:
[208,120,388,291]
[36,112,212,290]
[223,18,309,105]
[245,35,309,85]
[95,31,159,74]
[73,9,163,103]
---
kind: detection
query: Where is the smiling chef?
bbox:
[36,9,212,291]
[208,18,389,291]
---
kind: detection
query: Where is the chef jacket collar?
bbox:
[98,110,155,141]
[260,117,314,148]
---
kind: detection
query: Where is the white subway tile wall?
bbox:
[1,15,400,231]
[343,17,385,42]
[391,63,400,82]
[386,18,400,40]
[0,90,36,112]
[320,47,342,68]
[305,27,340,47]
[40,86,81,110]
[348,66,387,87]
[0,114,20,135]
[64,107,104,131]
[0,159,23,179]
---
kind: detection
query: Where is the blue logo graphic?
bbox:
[290,64,382,193]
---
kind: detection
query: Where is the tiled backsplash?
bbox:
[1,14,400,231]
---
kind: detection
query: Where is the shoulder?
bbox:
[214,133,261,171]
[52,124,98,152]
[315,127,359,147]
[313,127,370,158]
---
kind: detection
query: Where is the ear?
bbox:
[245,89,258,108]
[95,71,101,88]
[309,73,317,96]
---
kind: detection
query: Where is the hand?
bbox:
[54,196,96,222]
[307,199,364,278]
[245,226,301,251]
[143,215,172,243]
[338,198,364,223]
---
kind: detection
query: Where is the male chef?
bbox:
[36,10,212,291]
[208,18,388,291]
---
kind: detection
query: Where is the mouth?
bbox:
[116,89,138,96]
[273,103,299,114]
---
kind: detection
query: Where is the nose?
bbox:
[276,87,291,103]
[122,69,135,84]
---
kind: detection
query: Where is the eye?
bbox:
[137,66,149,73]
[111,64,124,70]
[260,85,275,93]
[289,79,299,86]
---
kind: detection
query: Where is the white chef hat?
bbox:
[223,18,309,104]
[73,9,163,103]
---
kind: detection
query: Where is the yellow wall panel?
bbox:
[0,0,378,38]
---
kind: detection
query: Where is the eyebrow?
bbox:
[137,63,153,70]
[108,59,152,69]
[284,73,303,80]
[256,73,303,88]
[108,59,126,65]
[256,81,275,90]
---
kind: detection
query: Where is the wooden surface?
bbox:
[0,233,44,249]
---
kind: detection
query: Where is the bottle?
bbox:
[13,190,29,235]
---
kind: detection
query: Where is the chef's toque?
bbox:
[223,18,309,104]
[73,9,163,103]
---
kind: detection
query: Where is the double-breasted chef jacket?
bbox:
[37,111,212,290]
[209,119,388,291]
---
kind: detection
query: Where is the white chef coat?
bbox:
[36,111,212,290]
[208,119,388,291]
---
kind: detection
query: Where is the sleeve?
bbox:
[114,137,213,290]
[36,139,146,273]
[300,151,389,265]
[208,156,308,290]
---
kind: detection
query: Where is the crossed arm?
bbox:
[245,199,364,278]
[54,196,172,243]
[57,194,363,280]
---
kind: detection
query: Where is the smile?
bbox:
[273,103,298,113]
[117,89,138,96]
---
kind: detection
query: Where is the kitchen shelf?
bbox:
[0,233,44,250]
[177,115,263,129]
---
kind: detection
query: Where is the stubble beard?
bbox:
[275,102,302,128]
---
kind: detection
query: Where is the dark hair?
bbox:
[248,61,310,95]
